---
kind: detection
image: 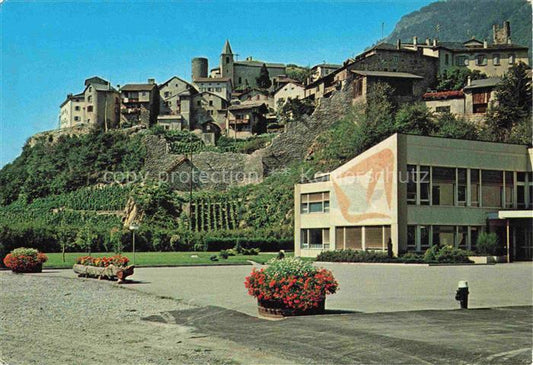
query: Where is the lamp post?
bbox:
[129,223,139,265]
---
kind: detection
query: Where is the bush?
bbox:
[244,257,338,311]
[219,250,230,259]
[423,245,472,263]
[476,232,499,255]
[241,248,260,256]
[316,249,394,263]
[3,247,48,273]
[399,252,424,263]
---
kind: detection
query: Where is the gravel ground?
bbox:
[0,272,286,365]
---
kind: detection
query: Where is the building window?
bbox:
[444,54,449,65]
[209,100,213,106]
[420,225,431,250]
[470,169,480,207]
[475,54,487,66]
[457,168,467,206]
[472,90,490,113]
[300,192,330,213]
[87,105,94,112]
[88,96,92,102]
[504,171,514,208]
[164,91,170,97]
[508,54,515,64]
[301,228,330,249]
[435,106,451,113]
[75,106,80,111]
[197,101,201,106]
[432,167,455,205]
[481,170,503,208]
[493,54,500,65]
[407,225,416,250]
[456,226,468,249]
[74,116,80,121]
[365,226,384,250]
[238,77,242,84]
[470,226,481,251]
[335,226,363,250]
[407,165,417,205]
[420,166,431,205]
[432,226,455,246]
[226,56,230,64]
[216,87,222,92]
[455,55,469,66]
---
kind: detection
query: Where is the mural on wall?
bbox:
[331,148,394,224]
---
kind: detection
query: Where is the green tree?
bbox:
[436,67,486,91]
[394,103,436,135]
[483,62,532,142]
[54,226,76,263]
[75,224,99,254]
[277,97,315,125]
[256,63,272,89]
[433,112,479,140]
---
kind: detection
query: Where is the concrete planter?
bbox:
[468,255,507,264]
[257,299,325,319]
[73,264,134,283]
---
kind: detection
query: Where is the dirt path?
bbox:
[0,272,287,365]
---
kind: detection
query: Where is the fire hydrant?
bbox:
[455,281,469,309]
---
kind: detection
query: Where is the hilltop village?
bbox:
[59,21,529,143]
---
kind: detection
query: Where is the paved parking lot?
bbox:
[52,261,533,317]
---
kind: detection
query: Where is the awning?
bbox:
[498,210,533,219]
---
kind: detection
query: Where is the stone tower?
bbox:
[493,21,511,45]
[220,40,234,82]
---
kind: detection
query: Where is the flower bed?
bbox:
[3,247,48,273]
[73,255,133,283]
[245,257,338,318]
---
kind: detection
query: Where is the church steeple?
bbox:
[222,39,233,55]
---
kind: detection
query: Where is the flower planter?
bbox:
[257,299,325,319]
[73,264,134,283]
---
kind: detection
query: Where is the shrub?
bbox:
[423,245,472,263]
[399,252,424,263]
[3,247,48,273]
[241,248,260,256]
[219,250,230,259]
[316,249,394,263]
[244,257,338,311]
[476,232,499,255]
[75,255,129,267]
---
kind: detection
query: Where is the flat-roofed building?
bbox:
[294,133,533,261]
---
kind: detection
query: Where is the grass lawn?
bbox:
[44,251,294,269]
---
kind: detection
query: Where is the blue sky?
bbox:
[0,0,432,167]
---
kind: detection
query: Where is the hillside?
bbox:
[385,0,531,58]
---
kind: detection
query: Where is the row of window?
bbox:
[452,53,515,67]
[407,225,482,252]
[200,87,223,92]
[300,225,391,250]
[407,166,533,209]
[300,192,330,214]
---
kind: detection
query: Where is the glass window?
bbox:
[457,168,467,206]
[433,226,455,246]
[470,226,481,251]
[420,166,430,205]
[420,226,430,250]
[335,228,345,250]
[407,225,416,250]
[476,54,487,66]
[432,167,455,206]
[493,54,500,65]
[407,165,417,205]
[504,171,514,208]
[301,228,329,249]
[365,226,383,249]
[345,227,362,250]
[481,170,503,208]
[301,192,330,214]
[528,172,533,207]
[456,226,468,249]
[508,54,515,64]
[470,169,480,207]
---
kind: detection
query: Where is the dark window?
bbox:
[87,105,94,112]
[435,106,451,113]
[407,225,416,250]
[481,170,503,208]
[407,165,417,205]
[471,169,480,206]
[432,167,455,205]
[457,168,467,206]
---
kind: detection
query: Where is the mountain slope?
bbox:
[385,0,531,57]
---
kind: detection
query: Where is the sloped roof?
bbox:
[463,77,502,90]
[121,84,157,91]
[423,90,465,100]
[222,40,233,54]
[350,70,423,79]
[194,77,231,83]
[228,101,267,111]
[159,76,194,89]
[234,60,285,68]
[312,63,341,70]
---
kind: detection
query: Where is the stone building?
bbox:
[191,91,228,132]
[158,76,197,130]
[399,22,528,77]
[59,76,120,130]
[206,40,286,89]
[237,89,274,109]
[274,82,305,110]
[227,101,268,139]
[308,63,341,84]
[193,77,232,102]
[120,80,159,127]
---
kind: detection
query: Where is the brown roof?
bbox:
[193,77,231,83]
[350,70,423,79]
[120,84,157,91]
[228,101,267,111]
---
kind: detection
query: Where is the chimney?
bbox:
[396,39,401,50]
[483,40,488,48]
[426,38,431,46]
[433,39,438,47]
[413,36,418,46]
[467,76,471,86]
[117,84,120,90]
[147,78,155,85]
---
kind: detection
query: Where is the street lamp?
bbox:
[129,223,139,265]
